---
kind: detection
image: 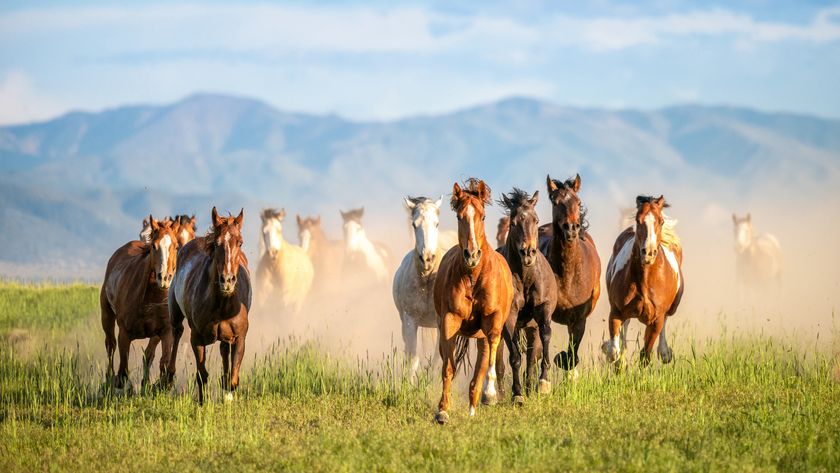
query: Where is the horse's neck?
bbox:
[504,239,526,274]
[550,236,582,277]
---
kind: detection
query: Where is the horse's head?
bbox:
[635,195,669,265]
[547,174,584,242]
[211,207,244,297]
[451,178,491,269]
[499,188,540,267]
[140,217,152,243]
[261,208,285,257]
[496,216,510,249]
[296,214,321,252]
[732,213,752,253]
[174,214,197,246]
[147,215,180,289]
[340,207,366,254]
[404,195,443,273]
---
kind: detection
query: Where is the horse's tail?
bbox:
[453,334,472,373]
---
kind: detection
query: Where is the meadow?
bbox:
[1,282,839,472]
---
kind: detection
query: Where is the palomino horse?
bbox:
[101,216,181,392]
[539,174,601,375]
[732,213,781,292]
[392,196,446,377]
[296,214,345,289]
[341,207,391,284]
[603,196,683,366]
[496,216,510,249]
[169,207,251,404]
[433,179,514,424]
[497,188,557,401]
[255,208,314,314]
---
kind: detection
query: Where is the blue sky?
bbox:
[1,1,839,124]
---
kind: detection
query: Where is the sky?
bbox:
[1,0,839,125]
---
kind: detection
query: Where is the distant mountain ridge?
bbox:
[1,93,838,275]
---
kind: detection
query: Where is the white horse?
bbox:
[733,213,782,293]
[392,196,447,377]
[255,208,314,314]
[341,207,391,284]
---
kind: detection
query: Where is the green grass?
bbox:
[0,281,98,335]
[0,283,838,472]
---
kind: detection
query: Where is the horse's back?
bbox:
[103,240,150,313]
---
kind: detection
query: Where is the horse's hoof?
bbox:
[224,392,235,403]
[538,379,552,394]
[565,368,580,382]
[481,393,498,406]
[512,395,525,406]
[435,410,450,425]
[658,348,674,364]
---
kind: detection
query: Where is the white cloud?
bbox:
[0,71,65,125]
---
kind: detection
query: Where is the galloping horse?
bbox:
[539,174,601,375]
[496,216,510,249]
[341,207,391,284]
[603,196,683,366]
[101,216,181,392]
[169,207,251,404]
[392,196,446,377]
[732,213,781,292]
[405,200,458,252]
[497,188,557,401]
[433,179,513,424]
[255,208,314,314]
[296,215,345,289]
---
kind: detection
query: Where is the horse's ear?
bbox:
[435,195,443,209]
[296,214,303,226]
[501,193,512,209]
[171,220,181,236]
[530,190,539,206]
[340,210,347,220]
[654,195,667,208]
[235,208,244,227]
[477,180,490,203]
[572,174,581,193]
[278,208,286,221]
[635,196,645,207]
[404,197,415,210]
[212,207,222,227]
[546,175,558,193]
[452,182,462,197]
[150,214,159,231]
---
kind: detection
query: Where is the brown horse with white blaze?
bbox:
[169,207,251,404]
[101,216,181,392]
[539,174,601,375]
[433,178,513,424]
[604,195,683,366]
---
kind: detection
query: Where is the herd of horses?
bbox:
[99,173,780,422]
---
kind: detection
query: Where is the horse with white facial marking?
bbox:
[341,207,391,284]
[101,216,181,392]
[255,208,314,314]
[296,214,345,290]
[539,174,601,375]
[433,178,514,424]
[173,214,197,247]
[732,213,781,293]
[603,195,683,366]
[169,207,251,404]
[392,196,447,377]
[497,188,557,401]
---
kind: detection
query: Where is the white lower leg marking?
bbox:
[484,365,497,397]
[469,406,476,416]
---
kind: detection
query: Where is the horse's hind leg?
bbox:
[227,337,247,401]
[471,337,491,412]
[555,317,586,378]
[400,314,420,378]
[535,304,553,394]
[656,317,673,364]
[480,314,503,407]
[115,330,132,394]
[142,337,160,389]
[165,296,185,385]
[191,339,209,405]
[502,318,524,403]
[435,313,460,424]
[100,289,116,382]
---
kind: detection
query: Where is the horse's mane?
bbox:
[451,178,492,211]
[497,187,533,215]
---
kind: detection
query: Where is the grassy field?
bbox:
[1,283,839,472]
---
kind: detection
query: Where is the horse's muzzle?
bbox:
[642,247,659,265]
[419,251,436,272]
[519,246,538,267]
[561,222,581,242]
[218,274,237,296]
[156,272,173,289]
[463,248,482,269]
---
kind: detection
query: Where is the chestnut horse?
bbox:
[539,174,601,375]
[169,207,251,404]
[604,196,683,366]
[496,216,510,249]
[433,178,513,424]
[101,216,181,392]
[497,188,557,401]
[296,214,345,289]
[173,214,197,247]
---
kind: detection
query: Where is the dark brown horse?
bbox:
[433,178,513,424]
[101,216,181,392]
[169,207,251,404]
[604,196,683,366]
[539,174,601,376]
[497,188,557,402]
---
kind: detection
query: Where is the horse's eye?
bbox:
[435,222,439,228]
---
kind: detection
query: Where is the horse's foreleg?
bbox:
[220,341,231,395]
[471,337,490,413]
[640,317,664,367]
[228,337,247,401]
[436,313,460,424]
[142,336,160,389]
[115,330,132,393]
[603,312,624,364]
[502,317,523,403]
[656,317,673,364]
[556,317,586,376]
[191,339,209,405]
[481,316,503,407]
[100,291,116,381]
[401,314,419,378]
[165,300,185,386]
[536,305,553,393]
